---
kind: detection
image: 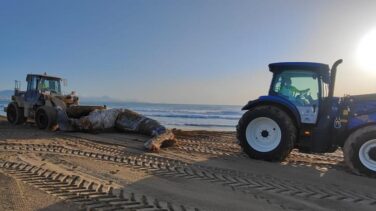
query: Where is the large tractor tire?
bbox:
[344,125,376,177]
[6,102,26,125]
[237,105,297,161]
[35,106,58,131]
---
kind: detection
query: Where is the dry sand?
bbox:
[0,116,375,211]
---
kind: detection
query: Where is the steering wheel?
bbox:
[295,89,311,105]
[301,89,310,97]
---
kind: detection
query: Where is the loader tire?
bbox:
[237,105,296,161]
[35,106,58,131]
[344,126,376,177]
[6,102,26,125]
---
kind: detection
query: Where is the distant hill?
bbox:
[0,90,13,100]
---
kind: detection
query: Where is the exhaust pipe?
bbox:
[328,59,343,98]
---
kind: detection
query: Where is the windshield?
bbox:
[272,71,319,106]
[38,78,62,94]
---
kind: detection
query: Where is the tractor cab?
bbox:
[26,74,62,94]
[25,74,63,104]
[268,62,331,124]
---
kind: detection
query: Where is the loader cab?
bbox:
[25,74,63,103]
[268,62,331,124]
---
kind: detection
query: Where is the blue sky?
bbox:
[1,0,376,105]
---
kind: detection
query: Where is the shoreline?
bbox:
[0,115,233,132]
[0,101,239,132]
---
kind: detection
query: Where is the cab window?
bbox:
[27,76,38,91]
[272,71,319,106]
[38,78,61,94]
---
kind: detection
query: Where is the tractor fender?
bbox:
[242,96,301,127]
[344,113,376,143]
[338,122,376,148]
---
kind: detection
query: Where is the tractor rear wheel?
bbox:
[237,105,297,161]
[35,106,58,131]
[344,126,376,177]
[6,102,26,125]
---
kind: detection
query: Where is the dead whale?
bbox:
[57,108,176,151]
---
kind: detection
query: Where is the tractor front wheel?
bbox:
[35,106,58,131]
[6,102,26,125]
[237,105,297,161]
[344,126,376,177]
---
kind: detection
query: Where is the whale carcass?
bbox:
[57,108,176,151]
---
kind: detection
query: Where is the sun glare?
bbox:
[357,29,376,72]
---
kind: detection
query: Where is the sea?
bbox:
[0,100,243,131]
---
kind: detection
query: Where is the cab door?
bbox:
[25,76,40,103]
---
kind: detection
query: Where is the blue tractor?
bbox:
[237,60,376,177]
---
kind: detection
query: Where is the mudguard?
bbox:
[242,95,301,126]
[347,96,376,130]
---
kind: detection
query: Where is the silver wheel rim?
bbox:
[359,139,376,171]
[245,117,282,152]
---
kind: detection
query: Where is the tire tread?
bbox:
[237,105,296,161]
[343,125,376,177]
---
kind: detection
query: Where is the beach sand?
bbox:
[0,115,375,211]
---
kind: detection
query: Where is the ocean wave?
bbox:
[0,101,240,130]
[204,111,241,115]
[166,123,235,128]
[147,113,240,120]
[132,108,242,116]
